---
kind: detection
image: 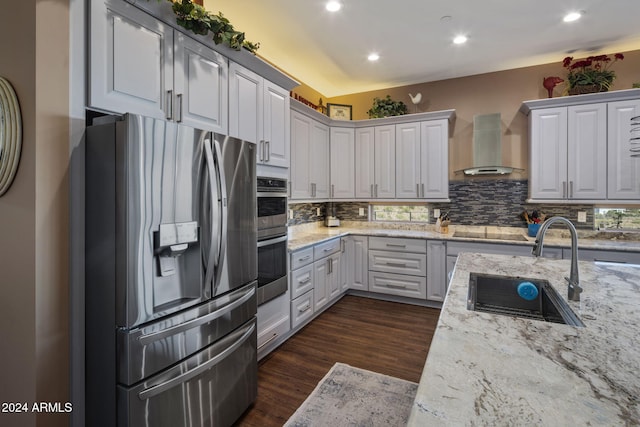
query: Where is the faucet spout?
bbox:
[531,216,582,301]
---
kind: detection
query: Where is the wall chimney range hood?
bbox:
[461,113,518,176]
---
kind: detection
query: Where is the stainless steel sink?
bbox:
[467,273,584,327]
[453,231,528,241]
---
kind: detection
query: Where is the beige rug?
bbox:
[284,363,418,427]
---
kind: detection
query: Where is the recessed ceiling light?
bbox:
[563,11,582,22]
[453,35,467,45]
[326,1,341,12]
[368,53,380,61]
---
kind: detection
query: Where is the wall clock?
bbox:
[0,77,22,196]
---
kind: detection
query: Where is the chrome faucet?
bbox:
[531,216,582,302]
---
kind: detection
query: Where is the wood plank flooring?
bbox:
[234,295,441,427]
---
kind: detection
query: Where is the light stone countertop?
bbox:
[287,221,640,253]
[407,252,640,425]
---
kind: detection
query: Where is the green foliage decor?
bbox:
[367,95,408,118]
[152,0,260,53]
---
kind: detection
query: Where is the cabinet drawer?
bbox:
[572,248,640,264]
[368,250,426,276]
[290,264,314,299]
[291,291,315,329]
[290,247,314,270]
[313,238,341,260]
[257,316,290,353]
[447,241,533,257]
[369,236,426,253]
[368,271,427,299]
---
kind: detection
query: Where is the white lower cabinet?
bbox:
[426,240,448,302]
[257,291,290,360]
[367,237,427,299]
[342,235,368,291]
[289,238,343,330]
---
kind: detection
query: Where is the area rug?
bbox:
[284,362,418,427]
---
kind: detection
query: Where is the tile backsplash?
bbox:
[288,180,595,229]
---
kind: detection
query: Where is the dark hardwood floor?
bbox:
[234,295,441,427]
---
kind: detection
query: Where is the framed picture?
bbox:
[327,103,352,121]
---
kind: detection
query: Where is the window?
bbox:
[594,208,640,230]
[371,204,430,222]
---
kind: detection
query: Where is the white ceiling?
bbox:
[204,0,640,97]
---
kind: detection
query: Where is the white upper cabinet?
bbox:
[330,127,355,198]
[90,0,228,133]
[174,33,228,133]
[355,127,376,198]
[607,99,640,199]
[529,107,568,199]
[229,62,290,168]
[523,90,640,202]
[395,120,449,200]
[374,125,396,198]
[530,105,606,200]
[421,119,449,199]
[290,110,329,199]
[395,123,421,198]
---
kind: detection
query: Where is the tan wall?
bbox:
[326,49,640,179]
[0,1,70,426]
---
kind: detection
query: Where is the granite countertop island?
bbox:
[408,252,640,425]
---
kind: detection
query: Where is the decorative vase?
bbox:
[568,84,608,95]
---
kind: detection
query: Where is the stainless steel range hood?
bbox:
[462,113,516,176]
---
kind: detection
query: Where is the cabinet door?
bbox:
[355,127,375,198]
[529,107,568,199]
[421,119,449,199]
[328,254,342,301]
[340,238,353,292]
[310,121,330,198]
[567,104,606,199]
[174,33,228,133]
[426,240,447,302]
[290,110,312,199]
[263,81,290,168]
[228,62,261,144]
[374,125,396,198]
[351,236,369,291]
[90,0,173,118]
[313,259,329,311]
[608,99,640,199]
[330,127,356,198]
[395,123,421,198]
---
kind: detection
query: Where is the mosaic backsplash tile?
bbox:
[288,180,595,230]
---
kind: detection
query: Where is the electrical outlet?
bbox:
[288,209,294,220]
[316,207,321,216]
[359,208,365,216]
[433,208,441,218]
[577,211,587,223]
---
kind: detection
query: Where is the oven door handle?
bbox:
[257,235,288,248]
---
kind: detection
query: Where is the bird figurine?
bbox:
[408,93,422,112]
[543,76,564,98]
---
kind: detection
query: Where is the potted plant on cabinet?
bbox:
[367,95,408,118]
[563,53,624,95]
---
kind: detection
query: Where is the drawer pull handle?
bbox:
[298,255,311,261]
[299,304,311,313]
[385,283,407,289]
[324,247,336,252]
[386,243,406,248]
[258,333,278,350]
[386,262,407,268]
[298,277,311,284]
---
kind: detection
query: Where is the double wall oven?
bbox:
[257,177,288,305]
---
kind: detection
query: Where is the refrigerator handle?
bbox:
[212,137,228,295]
[137,321,255,400]
[203,138,219,292]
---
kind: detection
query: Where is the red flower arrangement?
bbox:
[563,53,624,93]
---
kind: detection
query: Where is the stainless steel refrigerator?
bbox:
[85,113,257,427]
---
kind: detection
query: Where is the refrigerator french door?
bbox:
[85,114,257,427]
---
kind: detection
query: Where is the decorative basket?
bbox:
[568,84,608,95]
